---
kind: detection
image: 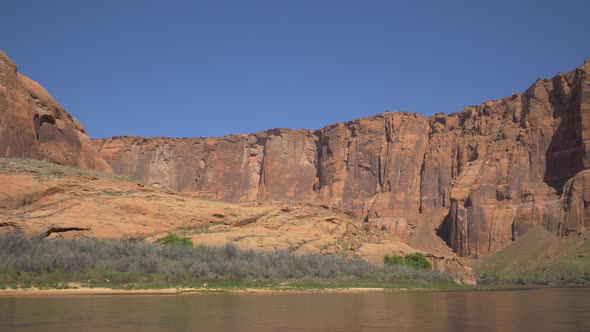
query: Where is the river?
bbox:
[1,288,589,331]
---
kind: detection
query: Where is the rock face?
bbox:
[97,112,429,224]
[95,59,590,258]
[0,51,110,172]
[439,60,590,257]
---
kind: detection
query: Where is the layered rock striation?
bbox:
[95,59,590,258]
[0,51,110,172]
[96,112,429,222]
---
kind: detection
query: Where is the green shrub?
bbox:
[159,234,193,247]
[383,255,404,266]
[384,253,432,270]
[404,253,432,269]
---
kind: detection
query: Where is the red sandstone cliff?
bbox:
[4,48,585,262]
[434,60,589,257]
[94,59,590,258]
[0,51,110,172]
[95,112,429,222]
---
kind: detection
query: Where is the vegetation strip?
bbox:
[0,231,453,291]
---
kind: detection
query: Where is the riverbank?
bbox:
[0,286,463,297]
[4,281,576,297]
[0,286,407,297]
[0,280,475,297]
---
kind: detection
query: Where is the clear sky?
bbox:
[1,0,589,138]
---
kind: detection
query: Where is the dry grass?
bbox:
[0,231,453,288]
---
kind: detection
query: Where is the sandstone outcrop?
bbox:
[0,51,110,172]
[95,59,590,258]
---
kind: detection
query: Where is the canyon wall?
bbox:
[95,59,590,258]
[0,51,110,172]
[3,48,587,258]
[96,112,430,223]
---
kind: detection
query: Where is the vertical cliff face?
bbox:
[436,64,588,257]
[0,51,111,172]
[94,59,590,258]
[552,60,590,237]
[315,113,430,220]
[96,112,430,223]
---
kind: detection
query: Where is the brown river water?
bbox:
[0,288,589,331]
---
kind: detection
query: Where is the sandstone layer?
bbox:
[95,59,590,258]
[0,51,110,172]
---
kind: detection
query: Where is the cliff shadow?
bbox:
[543,89,584,196]
[436,213,451,245]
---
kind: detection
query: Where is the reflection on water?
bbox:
[0,288,589,331]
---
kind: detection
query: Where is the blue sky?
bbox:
[1,0,589,138]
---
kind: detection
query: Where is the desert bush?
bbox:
[404,253,432,269]
[383,255,405,266]
[0,231,452,286]
[159,233,193,247]
[384,253,432,270]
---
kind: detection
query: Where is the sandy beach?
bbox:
[0,286,396,297]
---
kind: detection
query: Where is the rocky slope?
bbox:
[473,225,590,284]
[0,158,475,284]
[95,59,590,258]
[0,51,110,172]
